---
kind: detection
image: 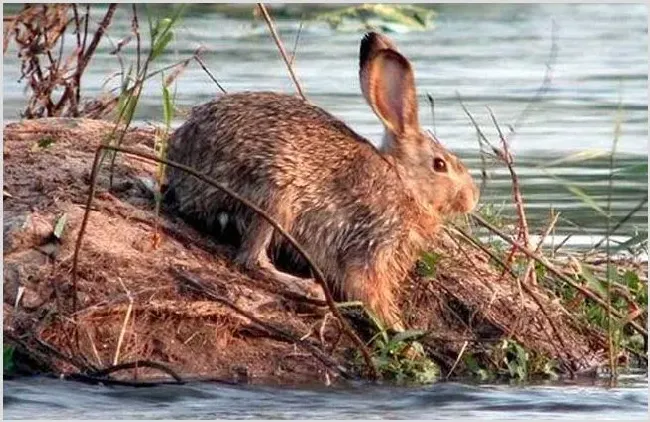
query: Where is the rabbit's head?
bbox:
[359,32,479,216]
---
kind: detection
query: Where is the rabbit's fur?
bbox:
[165,32,479,331]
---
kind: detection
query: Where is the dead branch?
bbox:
[89,359,184,383]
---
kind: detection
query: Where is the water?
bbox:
[2,4,647,245]
[3,375,648,420]
[2,3,648,420]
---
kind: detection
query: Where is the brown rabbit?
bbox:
[165,32,479,331]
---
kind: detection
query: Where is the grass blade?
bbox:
[162,82,173,128]
[563,183,608,217]
[537,149,609,169]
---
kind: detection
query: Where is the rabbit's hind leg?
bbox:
[235,216,324,301]
[342,264,405,332]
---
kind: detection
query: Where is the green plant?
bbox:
[150,75,177,245]
[417,251,441,278]
[475,202,508,229]
[463,352,493,381]
[312,4,437,32]
[464,340,559,382]
[500,339,529,381]
[104,4,187,186]
[351,310,439,384]
[533,105,648,378]
[4,345,16,376]
[369,329,439,384]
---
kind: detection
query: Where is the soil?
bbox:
[3,118,610,386]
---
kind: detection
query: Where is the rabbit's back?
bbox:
[166,92,406,243]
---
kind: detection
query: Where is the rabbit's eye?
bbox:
[433,158,447,173]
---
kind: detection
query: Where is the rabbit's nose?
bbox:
[455,184,479,213]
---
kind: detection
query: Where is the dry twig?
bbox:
[257,3,307,101]
[471,212,648,338]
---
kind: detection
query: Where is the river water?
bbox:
[2,3,648,420]
[2,373,648,420]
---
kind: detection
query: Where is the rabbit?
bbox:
[164,32,479,332]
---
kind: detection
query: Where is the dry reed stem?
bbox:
[71,144,378,380]
[289,18,304,66]
[112,277,133,366]
[487,107,536,286]
[459,101,529,299]
[194,54,227,93]
[445,340,468,380]
[72,4,116,113]
[522,210,560,286]
[319,312,333,347]
[131,4,141,74]
[507,210,560,340]
[471,213,648,337]
[257,3,307,101]
[85,328,103,368]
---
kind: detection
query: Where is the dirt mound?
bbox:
[3,118,609,385]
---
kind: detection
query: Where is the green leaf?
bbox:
[38,136,55,149]
[542,171,609,217]
[623,270,640,289]
[581,265,607,298]
[118,94,138,127]
[120,63,134,93]
[417,251,441,277]
[53,213,68,240]
[152,17,172,40]
[149,6,185,60]
[151,30,173,61]
[413,359,440,384]
[364,309,389,343]
[391,329,426,344]
[30,136,55,152]
[503,340,528,380]
[542,360,559,380]
[162,82,173,127]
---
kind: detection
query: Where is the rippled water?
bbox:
[2,3,648,419]
[3,374,648,420]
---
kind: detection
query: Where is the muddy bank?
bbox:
[3,118,611,385]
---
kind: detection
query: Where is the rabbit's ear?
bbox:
[365,49,420,138]
[359,32,398,107]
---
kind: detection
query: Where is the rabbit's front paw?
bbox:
[304,281,326,302]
